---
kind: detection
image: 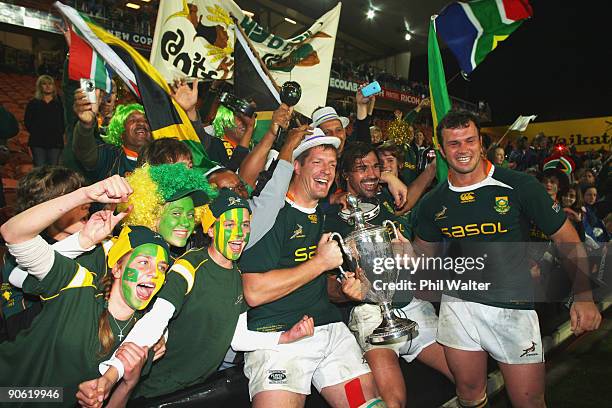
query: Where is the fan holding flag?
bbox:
[55,1,217,181]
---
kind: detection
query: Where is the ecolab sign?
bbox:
[329,77,360,92]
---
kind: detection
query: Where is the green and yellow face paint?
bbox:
[121,243,169,310]
[213,208,251,261]
[158,196,195,247]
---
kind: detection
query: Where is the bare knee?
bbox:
[456,383,487,402]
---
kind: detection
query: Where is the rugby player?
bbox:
[325,142,451,408]
[414,110,601,408]
[240,129,385,408]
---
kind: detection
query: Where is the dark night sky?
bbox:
[409,0,612,126]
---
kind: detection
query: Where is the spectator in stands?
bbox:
[561,183,586,240]
[533,133,551,163]
[25,75,65,166]
[206,167,249,200]
[135,138,193,168]
[73,88,151,181]
[169,79,254,172]
[509,136,537,171]
[578,168,596,187]
[582,185,610,243]
[1,166,87,341]
[487,144,509,168]
[312,105,350,153]
[0,175,169,407]
[0,104,19,207]
[369,125,383,144]
[208,104,256,169]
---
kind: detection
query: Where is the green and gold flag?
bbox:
[55,1,215,169]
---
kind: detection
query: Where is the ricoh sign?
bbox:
[329,77,421,105]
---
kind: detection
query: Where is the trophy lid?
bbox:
[338,201,379,224]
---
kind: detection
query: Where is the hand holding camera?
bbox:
[356,81,381,106]
[74,79,100,128]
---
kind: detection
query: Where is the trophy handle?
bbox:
[329,232,349,277]
[383,220,400,240]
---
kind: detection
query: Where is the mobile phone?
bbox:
[426,149,436,161]
[80,78,97,104]
[361,81,381,97]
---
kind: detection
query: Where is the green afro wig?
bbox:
[102,103,145,147]
[119,163,219,230]
[212,105,235,138]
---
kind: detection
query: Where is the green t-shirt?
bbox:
[239,201,342,332]
[401,147,419,185]
[133,248,246,398]
[416,165,566,309]
[0,252,134,407]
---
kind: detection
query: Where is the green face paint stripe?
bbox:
[125,268,138,282]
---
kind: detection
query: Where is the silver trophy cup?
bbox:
[330,195,417,344]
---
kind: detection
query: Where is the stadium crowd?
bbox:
[0,21,609,408]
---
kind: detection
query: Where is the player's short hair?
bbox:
[436,109,481,146]
[338,142,377,190]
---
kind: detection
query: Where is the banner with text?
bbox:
[483,116,612,152]
[151,0,341,116]
[328,77,423,106]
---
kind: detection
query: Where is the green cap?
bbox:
[166,188,209,207]
[209,188,251,218]
[107,225,170,267]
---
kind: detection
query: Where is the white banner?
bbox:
[150,1,236,80]
[151,0,341,117]
[509,114,537,131]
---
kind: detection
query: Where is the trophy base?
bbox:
[367,302,418,345]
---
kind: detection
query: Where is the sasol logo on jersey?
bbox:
[441,222,508,238]
[459,192,476,203]
[308,214,318,224]
[294,245,316,262]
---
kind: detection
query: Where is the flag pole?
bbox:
[497,126,514,145]
[232,17,281,93]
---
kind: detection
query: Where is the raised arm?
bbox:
[72,88,101,170]
[0,176,131,282]
[1,175,130,245]
[398,160,436,214]
[239,104,292,188]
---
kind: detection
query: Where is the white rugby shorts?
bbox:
[243,322,371,399]
[437,295,544,364]
[348,299,438,362]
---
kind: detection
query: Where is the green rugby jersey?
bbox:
[239,200,342,332]
[133,248,246,398]
[416,163,566,309]
[0,253,134,407]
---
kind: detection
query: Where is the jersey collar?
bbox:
[286,192,317,214]
[447,159,509,192]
